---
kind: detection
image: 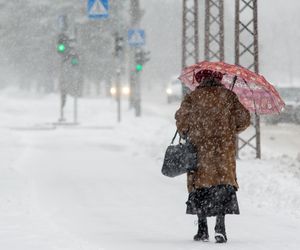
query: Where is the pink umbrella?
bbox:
[178,61,285,115]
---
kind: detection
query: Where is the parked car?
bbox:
[166,78,182,103]
[265,87,300,124]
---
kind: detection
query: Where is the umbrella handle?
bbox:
[231,75,238,91]
[192,70,196,85]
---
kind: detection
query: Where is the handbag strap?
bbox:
[171,130,178,145]
[171,130,185,145]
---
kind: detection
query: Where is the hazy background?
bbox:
[0,0,299,92]
[141,0,300,87]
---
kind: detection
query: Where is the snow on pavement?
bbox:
[0,88,300,250]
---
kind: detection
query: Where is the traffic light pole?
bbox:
[115,5,123,122]
[129,0,143,117]
[59,59,66,122]
[73,95,78,124]
[56,15,82,125]
[72,24,80,125]
[59,94,66,122]
[116,68,121,122]
[135,69,141,117]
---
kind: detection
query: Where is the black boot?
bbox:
[214,215,227,243]
[194,215,209,241]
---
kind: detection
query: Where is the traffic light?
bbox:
[135,50,142,72]
[142,51,151,64]
[115,34,124,57]
[135,49,151,72]
[57,43,66,53]
[57,34,70,55]
[70,54,79,66]
[136,64,143,72]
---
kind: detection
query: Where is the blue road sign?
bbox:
[128,29,145,47]
[88,0,109,19]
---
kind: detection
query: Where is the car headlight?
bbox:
[110,87,117,96]
[122,86,130,95]
[166,88,172,95]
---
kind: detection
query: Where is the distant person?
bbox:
[175,70,250,243]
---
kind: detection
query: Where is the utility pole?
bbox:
[182,0,199,97]
[204,0,224,62]
[235,0,261,159]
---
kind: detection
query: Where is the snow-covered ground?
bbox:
[0,87,300,250]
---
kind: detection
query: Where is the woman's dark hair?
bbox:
[201,76,222,87]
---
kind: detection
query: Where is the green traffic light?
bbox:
[71,57,79,65]
[57,43,66,53]
[136,64,143,72]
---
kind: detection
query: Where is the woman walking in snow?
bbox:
[175,70,250,243]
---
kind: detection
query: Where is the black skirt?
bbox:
[186,184,240,216]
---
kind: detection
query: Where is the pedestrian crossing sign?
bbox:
[88,0,109,19]
[128,29,145,47]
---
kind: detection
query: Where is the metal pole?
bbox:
[59,94,65,122]
[116,68,121,122]
[253,0,261,159]
[135,72,141,117]
[181,0,186,70]
[182,0,199,97]
[234,0,240,66]
[73,96,78,124]
[204,0,225,62]
[59,59,66,122]
[235,0,240,159]
[220,0,225,62]
[115,2,122,122]
[194,0,199,63]
[129,0,141,110]
[204,0,210,61]
[235,0,261,159]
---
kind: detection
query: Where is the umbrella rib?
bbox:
[244,77,282,114]
[242,78,258,115]
[264,87,282,114]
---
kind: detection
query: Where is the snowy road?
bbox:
[1,89,300,250]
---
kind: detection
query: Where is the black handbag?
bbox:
[161,130,198,177]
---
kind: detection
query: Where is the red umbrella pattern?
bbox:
[178,61,285,115]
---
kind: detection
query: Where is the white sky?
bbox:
[140,0,300,87]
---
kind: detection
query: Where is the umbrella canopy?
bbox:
[178,61,285,115]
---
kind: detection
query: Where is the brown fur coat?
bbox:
[175,85,250,192]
